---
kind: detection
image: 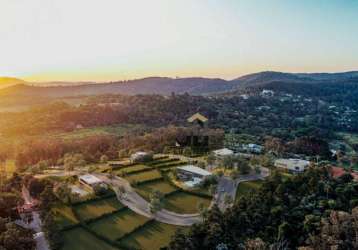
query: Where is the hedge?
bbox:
[84,206,129,224]
[71,192,116,206]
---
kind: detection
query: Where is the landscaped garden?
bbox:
[162,192,211,214]
[235,180,263,201]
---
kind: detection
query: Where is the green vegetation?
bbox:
[235,180,263,201]
[163,192,211,214]
[74,197,123,221]
[49,124,148,141]
[124,169,162,183]
[88,209,150,241]
[52,205,79,229]
[120,221,185,250]
[62,227,117,250]
[136,180,177,201]
[114,164,151,175]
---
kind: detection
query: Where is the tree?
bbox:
[222,156,234,170]
[100,155,108,163]
[149,190,163,214]
[237,158,251,175]
[223,193,233,207]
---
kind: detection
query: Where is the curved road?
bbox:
[95,174,202,226]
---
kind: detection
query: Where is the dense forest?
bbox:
[167,167,358,250]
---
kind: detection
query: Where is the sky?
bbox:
[1,0,358,82]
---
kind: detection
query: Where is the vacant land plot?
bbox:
[74,197,123,221]
[125,169,162,183]
[115,164,151,175]
[89,209,150,241]
[62,227,117,250]
[235,180,263,200]
[136,180,177,201]
[120,221,184,250]
[163,192,211,214]
[52,205,79,228]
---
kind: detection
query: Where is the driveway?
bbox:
[21,186,51,250]
[214,167,270,211]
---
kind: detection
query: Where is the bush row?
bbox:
[136,177,164,186]
[116,218,156,242]
[71,192,116,206]
[84,206,129,224]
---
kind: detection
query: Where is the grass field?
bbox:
[52,205,79,228]
[125,169,162,183]
[115,164,151,175]
[163,192,211,214]
[235,180,263,201]
[120,221,184,250]
[74,197,123,221]
[89,209,150,241]
[49,124,149,140]
[136,180,177,201]
[62,227,117,250]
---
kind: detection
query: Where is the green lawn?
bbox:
[52,205,79,228]
[120,221,185,250]
[74,197,123,221]
[115,164,151,175]
[62,227,117,250]
[235,180,263,201]
[162,192,211,214]
[88,209,150,241]
[136,180,177,201]
[49,124,149,141]
[125,169,162,183]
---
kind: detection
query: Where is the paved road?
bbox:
[214,167,270,211]
[96,174,202,226]
[21,186,51,250]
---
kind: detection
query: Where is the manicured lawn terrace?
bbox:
[135,180,178,201]
[53,205,79,229]
[88,209,151,241]
[114,164,151,175]
[163,191,211,214]
[62,227,117,250]
[124,169,162,183]
[120,221,185,250]
[235,180,263,201]
[74,197,124,221]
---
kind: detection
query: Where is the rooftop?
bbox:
[79,174,103,185]
[187,113,208,123]
[213,148,234,156]
[177,165,212,176]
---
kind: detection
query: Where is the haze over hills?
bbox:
[1,71,358,98]
[0,77,27,89]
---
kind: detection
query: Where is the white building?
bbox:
[242,144,263,154]
[79,174,107,190]
[176,165,212,187]
[274,159,310,173]
[212,148,234,158]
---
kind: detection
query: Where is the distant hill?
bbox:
[1,71,358,98]
[0,77,27,89]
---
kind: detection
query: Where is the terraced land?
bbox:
[162,192,212,214]
[62,227,118,250]
[88,209,151,241]
[120,221,185,250]
[74,197,124,221]
[124,169,162,183]
[114,164,151,175]
[53,205,79,229]
[135,180,178,201]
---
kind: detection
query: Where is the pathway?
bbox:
[21,186,51,250]
[95,173,202,226]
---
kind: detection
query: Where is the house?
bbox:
[330,166,358,181]
[79,174,107,190]
[213,148,234,158]
[187,113,209,128]
[261,89,274,97]
[130,152,153,163]
[274,159,310,173]
[176,165,212,185]
[242,144,263,154]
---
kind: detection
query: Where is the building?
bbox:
[242,144,263,154]
[130,152,153,163]
[79,174,107,190]
[330,166,358,181]
[176,165,212,184]
[212,148,234,158]
[274,159,310,173]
